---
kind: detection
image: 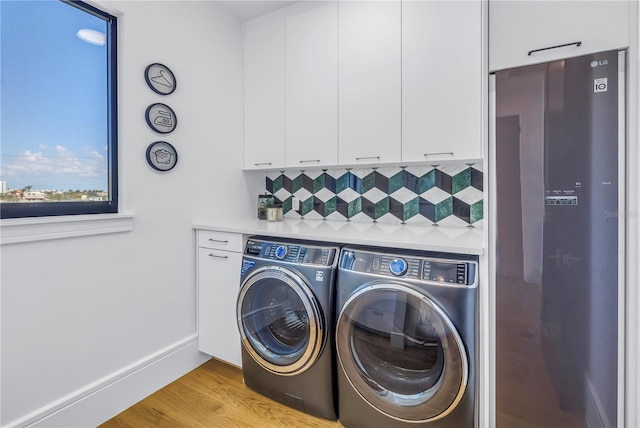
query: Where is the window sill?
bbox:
[0,213,134,245]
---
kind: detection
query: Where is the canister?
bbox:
[266,205,283,222]
[257,194,274,220]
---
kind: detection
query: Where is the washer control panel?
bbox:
[340,248,477,286]
[245,239,337,266]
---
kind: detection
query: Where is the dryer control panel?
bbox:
[340,248,477,287]
[245,239,337,266]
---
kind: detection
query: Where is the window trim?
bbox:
[0,0,118,219]
[1,213,134,245]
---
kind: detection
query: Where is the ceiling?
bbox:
[218,1,299,21]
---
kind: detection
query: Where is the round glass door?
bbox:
[336,283,468,422]
[237,266,324,375]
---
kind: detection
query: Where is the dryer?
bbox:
[237,237,339,420]
[335,246,478,427]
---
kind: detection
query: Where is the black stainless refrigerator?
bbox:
[493,50,624,427]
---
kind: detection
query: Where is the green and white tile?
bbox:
[454,186,483,205]
[362,187,387,204]
[436,214,470,228]
[337,186,360,203]
[437,164,470,178]
[274,187,291,203]
[292,187,312,204]
[420,186,451,205]
[262,162,483,226]
[451,168,472,194]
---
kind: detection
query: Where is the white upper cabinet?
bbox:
[286,2,338,168]
[338,0,402,165]
[402,0,483,162]
[243,11,286,169]
[489,1,630,71]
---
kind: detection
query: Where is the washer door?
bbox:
[238,265,324,375]
[336,283,468,422]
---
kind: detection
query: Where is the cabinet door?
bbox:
[402,0,482,162]
[489,1,630,71]
[198,247,242,367]
[286,1,338,168]
[244,11,286,169]
[338,0,401,165]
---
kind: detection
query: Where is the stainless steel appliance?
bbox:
[334,246,478,427]
[237,237,339,420]
[493,50,624,427]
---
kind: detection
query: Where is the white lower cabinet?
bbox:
[197,231,243,367]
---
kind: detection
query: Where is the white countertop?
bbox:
[194,218,484,255]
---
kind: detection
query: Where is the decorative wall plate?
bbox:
[145,103,177,134]
[146,141,178,171]
[145,63,176,95]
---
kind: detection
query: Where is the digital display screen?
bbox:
[424,261,459,283]
[302,248,334,265]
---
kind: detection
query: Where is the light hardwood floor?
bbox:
[99,358,342,428]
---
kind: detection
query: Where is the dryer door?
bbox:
[336,283,468,422]
[238,265,324,375]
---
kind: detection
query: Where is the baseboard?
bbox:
[6,334,209,428]
[585,374,613,428]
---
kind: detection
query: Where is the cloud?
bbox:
[0,144,107,188]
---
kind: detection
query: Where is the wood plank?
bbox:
[100,359,341,428]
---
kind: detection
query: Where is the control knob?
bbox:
[275,245,288,260]
[389,258,408,276]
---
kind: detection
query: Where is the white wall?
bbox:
[628,2,640,426]
[0,2,251,426]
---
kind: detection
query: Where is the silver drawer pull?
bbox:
[254,162,272,166]
[299,159,320,164]
[208,253,229,259]
[355,156,380,161]
[208,238,229,244]
[424,152,454,157]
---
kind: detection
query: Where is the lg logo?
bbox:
[590,60,609,68]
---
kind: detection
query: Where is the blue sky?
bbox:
[1,0,109,191]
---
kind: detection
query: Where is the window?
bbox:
[0,0,117,219]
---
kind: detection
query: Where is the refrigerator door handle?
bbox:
[527,41,582,56]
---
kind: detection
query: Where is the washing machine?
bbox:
[335,246,478,427]
[237,237,339,420]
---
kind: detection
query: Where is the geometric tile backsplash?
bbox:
[265,163,483,227]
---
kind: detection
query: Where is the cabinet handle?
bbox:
[528,41,581,56]
[208,238,229,243]
[254,162,272,166]
[208,253,229,259]
[424,152,454,158]
[299,159,320,164]
[355,156,380,161]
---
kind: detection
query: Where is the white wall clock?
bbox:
[145,103,177,134]
[145,63,176,95]
[146,141,178,172]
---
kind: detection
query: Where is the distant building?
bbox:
[0,181,6,194]
[22,191,47,201]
